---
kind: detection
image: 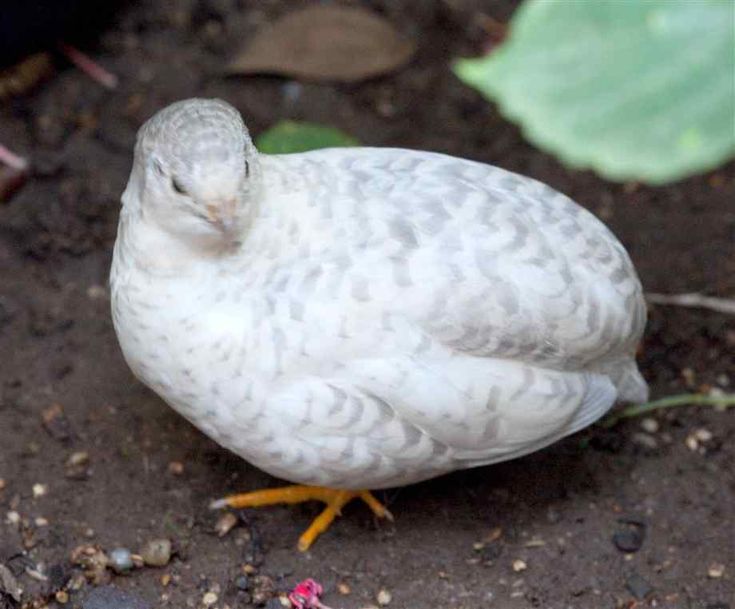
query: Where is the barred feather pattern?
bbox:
[111,99,647,490]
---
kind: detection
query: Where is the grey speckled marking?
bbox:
[110,100,647,490]
[389,216,419,249]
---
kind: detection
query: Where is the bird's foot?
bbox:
[210,485,393,551]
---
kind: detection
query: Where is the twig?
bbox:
[602,393,735,428]
[58,43,118,90]
[646,292,735,315]
[0,144,29,172]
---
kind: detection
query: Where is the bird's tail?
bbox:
[592,359,649,404]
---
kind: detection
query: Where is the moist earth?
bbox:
[1,1,733,608]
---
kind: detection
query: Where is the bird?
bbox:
[110,98,648,551]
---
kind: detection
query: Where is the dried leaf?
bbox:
[227,5,415,82]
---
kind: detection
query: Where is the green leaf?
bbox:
[256,121,359,154]
[454,0,735,184]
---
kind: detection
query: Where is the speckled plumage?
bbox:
[111,98,648,490]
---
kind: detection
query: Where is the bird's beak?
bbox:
[206,199,239,237]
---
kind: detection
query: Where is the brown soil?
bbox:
[1,2,733,608]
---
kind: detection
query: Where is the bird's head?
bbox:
[124,98,259,251]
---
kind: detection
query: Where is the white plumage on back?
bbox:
[111,99,647,490]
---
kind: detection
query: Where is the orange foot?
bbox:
[211,485,393,551]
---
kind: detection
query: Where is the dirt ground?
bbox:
[1,1,734,608]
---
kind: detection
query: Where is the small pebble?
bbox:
[32,483,48,498]
[202,591,218,606]
[161,573,171,586]
[140,539,172,567]
[685,434,699,451]
[71,545,111,585]
[709,386,727,398]
[235,574,250,591]
[377,588,392,605]
[685,428,713,452]
[640,418,659,434]
[215,512,239,537]
[631,432,658,450]
[109,548,135,574]
[337,582,351,595]
[66,451,90,467]
[694,428,713,442]
[251,574,276,605]
[6,511,21,525]
[66,451,91,479]
[708,562,725,578]
[512,559,527,572]
[34,517,49,527]
[613,520,646,553]
[41,403,73,442]
[715,373,730,387]
[167,461,184,475]
[56,590,70,604]
[524,538,545,548]
[625,572,652,600]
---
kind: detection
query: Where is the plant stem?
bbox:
[601,393,735,428]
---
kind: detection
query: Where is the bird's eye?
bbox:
[244,160,250,178]
[171,177,187,195]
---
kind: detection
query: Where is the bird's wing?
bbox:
[245,148,644,486]
[257,349,617,489]
[265,147,646,371]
